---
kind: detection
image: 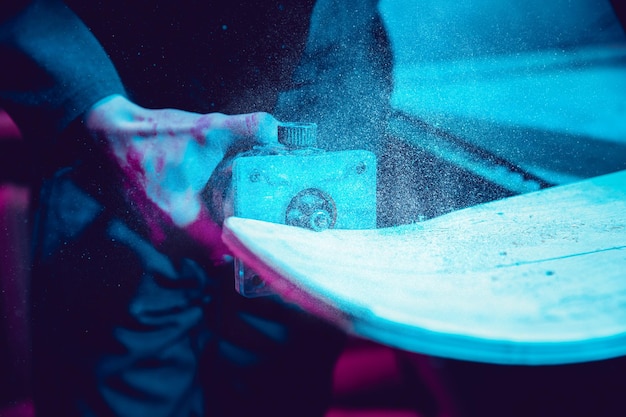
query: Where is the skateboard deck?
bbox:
[222,170,626,365]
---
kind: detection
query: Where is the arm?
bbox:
[0,0,125,140]
[2,0,279,261]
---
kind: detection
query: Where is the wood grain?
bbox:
[222,170,626,365]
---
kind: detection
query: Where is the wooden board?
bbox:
[222,170,626,365]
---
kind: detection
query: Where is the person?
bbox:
[0,1,393,416]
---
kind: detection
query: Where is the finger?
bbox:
[222,112,279,145]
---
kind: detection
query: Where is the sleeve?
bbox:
[0,0,126,141]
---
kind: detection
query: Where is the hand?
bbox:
[85,94,278,262]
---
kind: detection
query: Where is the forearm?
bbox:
[0,0,125,140]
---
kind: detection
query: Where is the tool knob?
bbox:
[278,122,317,148]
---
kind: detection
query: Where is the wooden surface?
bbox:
[222,170,626,365]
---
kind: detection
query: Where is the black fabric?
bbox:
[31,167,213,417]
[30,159,345,417]
[0,0,126,141]
[0,0,316,139]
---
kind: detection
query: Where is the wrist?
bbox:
[84,94,146,142]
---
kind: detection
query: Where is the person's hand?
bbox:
[85,94,278,263]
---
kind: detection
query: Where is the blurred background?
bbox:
[377,0,626,226]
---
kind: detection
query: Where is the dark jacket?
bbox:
[0,0,315,143]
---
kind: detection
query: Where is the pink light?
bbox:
[0,110,21,140]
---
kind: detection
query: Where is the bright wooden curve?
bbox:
[222,170,626,365]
